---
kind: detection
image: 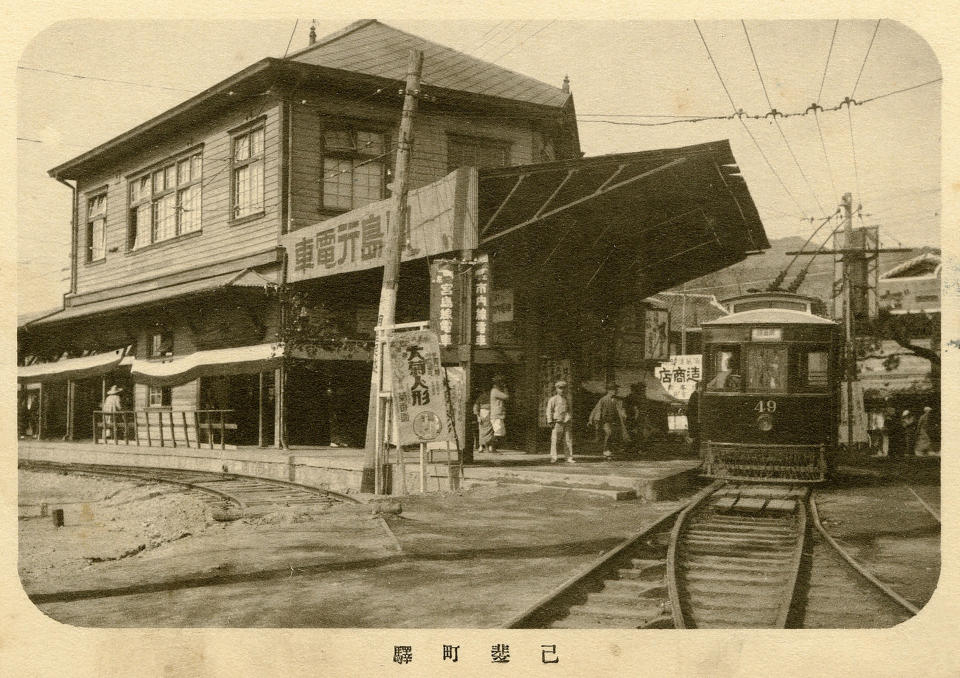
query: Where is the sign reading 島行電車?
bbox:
[389,330,455,446]
[282,168,478,283]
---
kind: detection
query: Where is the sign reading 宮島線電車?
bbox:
[389,330,454,446]
[654,354,702,401]
[282,168,478,283]
[429,260,463,347]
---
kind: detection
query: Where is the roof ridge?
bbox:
[283,19,378,60]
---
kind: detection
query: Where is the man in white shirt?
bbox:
[546,380,575,464]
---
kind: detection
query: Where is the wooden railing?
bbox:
[93,409,236,449]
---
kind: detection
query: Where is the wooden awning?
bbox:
[478,140,768,296]
[130,343,284,387]
[17,349,126,383]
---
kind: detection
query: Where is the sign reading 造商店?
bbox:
[282,168,478,283]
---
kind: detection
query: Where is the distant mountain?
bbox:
[674,235,928,316]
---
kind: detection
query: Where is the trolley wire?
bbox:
[852,20,882,99]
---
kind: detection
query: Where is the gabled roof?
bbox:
[288,20,569,108]
[880,251,941,280]
[648,292,728,331]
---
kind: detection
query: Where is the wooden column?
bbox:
[258,371,265,448]
[37,382,44,439]
[65,380,75,441]
[274,365,283,448]
[523,290,542,455]
[458,251,475,465]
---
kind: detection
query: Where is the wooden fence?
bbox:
[93,409,236,449]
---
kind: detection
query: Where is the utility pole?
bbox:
[841,192,855,451]
[680,283,688,355]
[361,49,424,493]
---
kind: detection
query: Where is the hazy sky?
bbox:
[16,19,941,315]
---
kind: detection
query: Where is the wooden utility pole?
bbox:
[841,192,855,450]
[361,49,424,492]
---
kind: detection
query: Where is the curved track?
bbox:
[19,460,356,517]
[509,481,920,629]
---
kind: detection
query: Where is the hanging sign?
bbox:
[653,354,702,401]
[644,307,670,360]
[429,260,463,347]
[473,253,491,346]
[389,330,454,445]
[282,168,478,282]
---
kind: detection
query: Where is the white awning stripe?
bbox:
[130,343,284,387]
[17,349,126,383]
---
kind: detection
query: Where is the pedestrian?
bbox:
[489,375,509,454]
[624,382,646,456]
[473,392,493,454]
[914,406,933,457]
[102,385,123,439]
[546,380,575,464]
[589,382,628,459]
[884,405,902,459]
[901,410,917,458]
[686,380,703,457]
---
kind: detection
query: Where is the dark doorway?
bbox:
[285,361,370,447]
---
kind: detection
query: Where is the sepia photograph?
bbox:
[8,10,952,671]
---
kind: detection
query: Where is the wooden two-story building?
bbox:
[19,20,769,465]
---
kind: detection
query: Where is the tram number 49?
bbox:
[753,400,777,413]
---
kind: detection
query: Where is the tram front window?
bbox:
[744,344,788,393]
[706,346,742,391]
[793,346,830,390]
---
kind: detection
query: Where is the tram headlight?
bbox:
[757,413,774,432]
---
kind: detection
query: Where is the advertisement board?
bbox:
[388,330,454,446]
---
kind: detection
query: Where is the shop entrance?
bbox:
[285,360,370,448]
[199,373,274,447]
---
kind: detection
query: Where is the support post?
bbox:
[362,48,424,492]
[258,371,265,448]
[841,192,855,451]
[65,380,75,441]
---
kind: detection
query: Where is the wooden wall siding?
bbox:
[287,95,536,232]
[133,381,198,411]
[73,100,284,297]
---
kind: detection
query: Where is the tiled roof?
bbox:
[648,292,728,331]
[288,20,569,108]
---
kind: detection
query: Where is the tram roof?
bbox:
[702,308,837,327]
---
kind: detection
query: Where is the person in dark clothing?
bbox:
[884,406,903,459]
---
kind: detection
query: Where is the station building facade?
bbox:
[18,20,769,466]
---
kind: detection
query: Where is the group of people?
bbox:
[474,376,648,464]
[873,405,937,458]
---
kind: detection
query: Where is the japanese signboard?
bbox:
[442,366,465,446]
[429,260,463,347]
[473,253,491,346]
[644,307,670,360]
[282,168,478,283]
[538,358,572,427]
[653,354,702,401]
[490,288,516,345]
[389,330,454,446]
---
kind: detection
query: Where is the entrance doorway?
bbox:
[285,361,370,447]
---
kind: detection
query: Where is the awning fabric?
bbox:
[17,349,126,384]
[478,140,769,297]
[130,343,284,387]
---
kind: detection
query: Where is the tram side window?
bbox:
[706,346,742,392]
[744,344,788,393]
[794,347,830,391]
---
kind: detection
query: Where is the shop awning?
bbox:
[17,349,126,384]
[130,343,284,387]
[478,140,768,296]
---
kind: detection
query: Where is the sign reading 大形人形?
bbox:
[389,330,454,446]
[654,354,702,401]
[282,168,478,283]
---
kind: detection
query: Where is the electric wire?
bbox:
[283,19,299,58]
[817,20,839,105]
[852,20,881,99]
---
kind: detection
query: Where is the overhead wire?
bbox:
[282,19,300,59]
[814,20,840,205]
[741,20,827,216]
[767,210,840,290]
[17,64,198,93]
[851,20,881,99]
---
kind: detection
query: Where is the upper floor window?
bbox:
[447,134,510,172]
[148,331,174,359]
[232,126,264,220]
[321,126,386,212]
[86,192,107,262]
[128,150,202,250]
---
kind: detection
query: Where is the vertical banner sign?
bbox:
[538,359,572,427]
[429,260,462,347]
[443,366,466,446]
[389,330,453,446]
[653,355,702,401]
[473,253,491,346]
[644,308,670,360]
[490,288,516,345]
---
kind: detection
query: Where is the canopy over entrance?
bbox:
[478,140,768,296]
[130,343,284,387]
[17,349,126,383]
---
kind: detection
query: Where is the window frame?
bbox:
[704,344,743,393]
[446,133,512,172]
[127,146,203,251]
[230,121,266,224]
[319,120,389,216]
[85,190,108,263]
[148,331,174,359]
[790,343,832,393]
[743,343,789,394]
[147,385,172,408]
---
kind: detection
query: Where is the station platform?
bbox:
[17,439,702,502]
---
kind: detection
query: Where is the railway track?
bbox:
[19,460,356,517]
[508,481,919,629]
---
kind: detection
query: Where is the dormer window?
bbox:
[86,192,107,262]
[128,150,202,250]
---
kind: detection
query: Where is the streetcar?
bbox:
[697,292,841,483]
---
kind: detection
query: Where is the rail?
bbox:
[93,409,236,449]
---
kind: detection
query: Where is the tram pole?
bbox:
[361,49,424,493]
[841,192,855,451]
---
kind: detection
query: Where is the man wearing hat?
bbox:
[102,385,124,439]
[589,383,628,459]
[546,380,575,464]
